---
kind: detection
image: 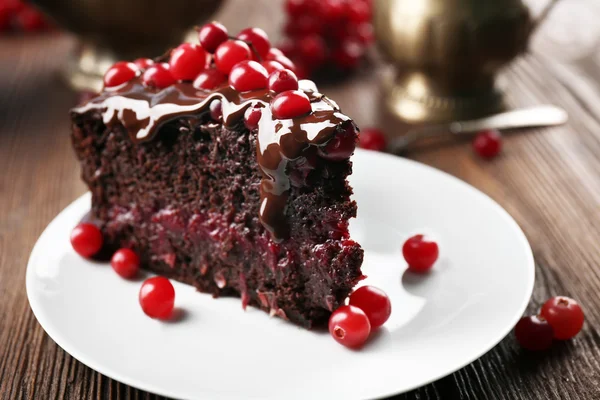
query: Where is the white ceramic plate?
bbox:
[27,150,534,400]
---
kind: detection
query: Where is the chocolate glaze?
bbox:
[72,78,353,241]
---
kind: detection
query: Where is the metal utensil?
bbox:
[391,105,568,153]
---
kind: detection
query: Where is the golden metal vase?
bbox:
[373,0,558,123]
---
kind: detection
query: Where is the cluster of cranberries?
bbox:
[0,0,51,32]
[329,285,392,349]
[103,22,314,123]
[280,0,374,78]
[515,297,585,351]
[70,223,176,320]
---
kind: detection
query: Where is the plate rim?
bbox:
[26,150,535,400]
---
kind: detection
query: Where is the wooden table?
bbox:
[2,0,600,399]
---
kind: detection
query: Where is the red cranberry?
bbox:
[215,40,252,74]
[515,315,554,351]
[142,63,176,89]
[473,129,502,159]
[198,21,228,53]
[169,43,209,81]
[139,277,175,320]
[237,27,271,59]
[347,1,371,24]
[70,223,103,258]
[261,60,285,74]
[266,48,297,71]
[228,60,269,92]
[298,35,327,68]
[332,41,364,69]
[103,61,139,88]
[293,63,310,80]
[244,106,262,130]
[540,296,585,340]
[403,234,439,273]
[294,16,323,36]
[210,100,223,122]
[110,248,140,279]
[320,125,357,161]
[285,0,313,16]
[319,0,348,22]
[359,128,387,151]
[193,68,226,90]
[329,305,371,349]
[268,69,299,93]
[278,39,297,58]
[349,286,392,329]
[271,90,312,119]
[134,58,154,70]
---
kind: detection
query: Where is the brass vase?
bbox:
[373,0,558,123]
[30,0,224,92]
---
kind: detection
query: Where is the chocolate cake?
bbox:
[70,40,364,328]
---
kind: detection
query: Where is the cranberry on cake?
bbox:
[70,23,364,328]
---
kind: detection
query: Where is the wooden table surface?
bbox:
[2,0,600,399]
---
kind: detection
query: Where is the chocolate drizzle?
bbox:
[72,78,352,241]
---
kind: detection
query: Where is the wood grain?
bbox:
[2,0,600,398]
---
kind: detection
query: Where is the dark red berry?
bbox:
[142,63,176,89]
[359,128,387,151]
[193,68,227,90]
[329,305,371,349]
[320,126,357,161]
[267,48,297,71]
[210,100,223,122]
[285,0,314,16]
[347,1,371,23]
[403,234,439,273]
[198,21,228,53]
[278,39,297,58]
[134,58,154,70]
[139,277,175,319]
[271,90,311,119]
[110,248,140,279]
[244,106,262,130]
[70,223,103,258]
[294,16,323,36]
[298,35,327,68]
[319,0,348,22]
[515,315,554,351]
[215,40,253,74]
[261,60,285,74]
[349,286,392,329]
[169,43,208,81]
[293,63,310,80]
[229,60,269,92]
[332,41,364,69]
[540,297,585,340]
[268,69,299,93]
[237,27,271,59]
[473,129,502,159]
[103,61,139,88]
[15,6,46,31]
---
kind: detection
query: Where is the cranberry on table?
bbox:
[237,27,271,59]
[103,61,139,88]
[359,128,387,151]
[134,58,154,70]
[214,40,252,74]
[110,248,140,279]
[169,43,208,81]
[139,277,175,320]
[540,296,585,340]
[403,234,439,273]
[329,305,371,349]
[142,63,176,89]
[193,68,226,90]
[244,106,262,130]
[271,90,311,119]
[514,315,554,351]
[319,0,348,22]
[297,35,327,68]
[349,286,392,329]
[228,60,269,92]
[70,223,103,258]
[198,21,228,53]
[473,129,502,159]
[268,69,299,93]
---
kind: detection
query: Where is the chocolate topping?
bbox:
[72,78,353,241]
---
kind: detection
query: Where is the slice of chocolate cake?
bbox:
[70,28,363,328]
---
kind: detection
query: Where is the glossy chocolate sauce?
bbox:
[72,79,352,241]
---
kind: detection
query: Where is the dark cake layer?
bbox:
[71,95,364,327]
